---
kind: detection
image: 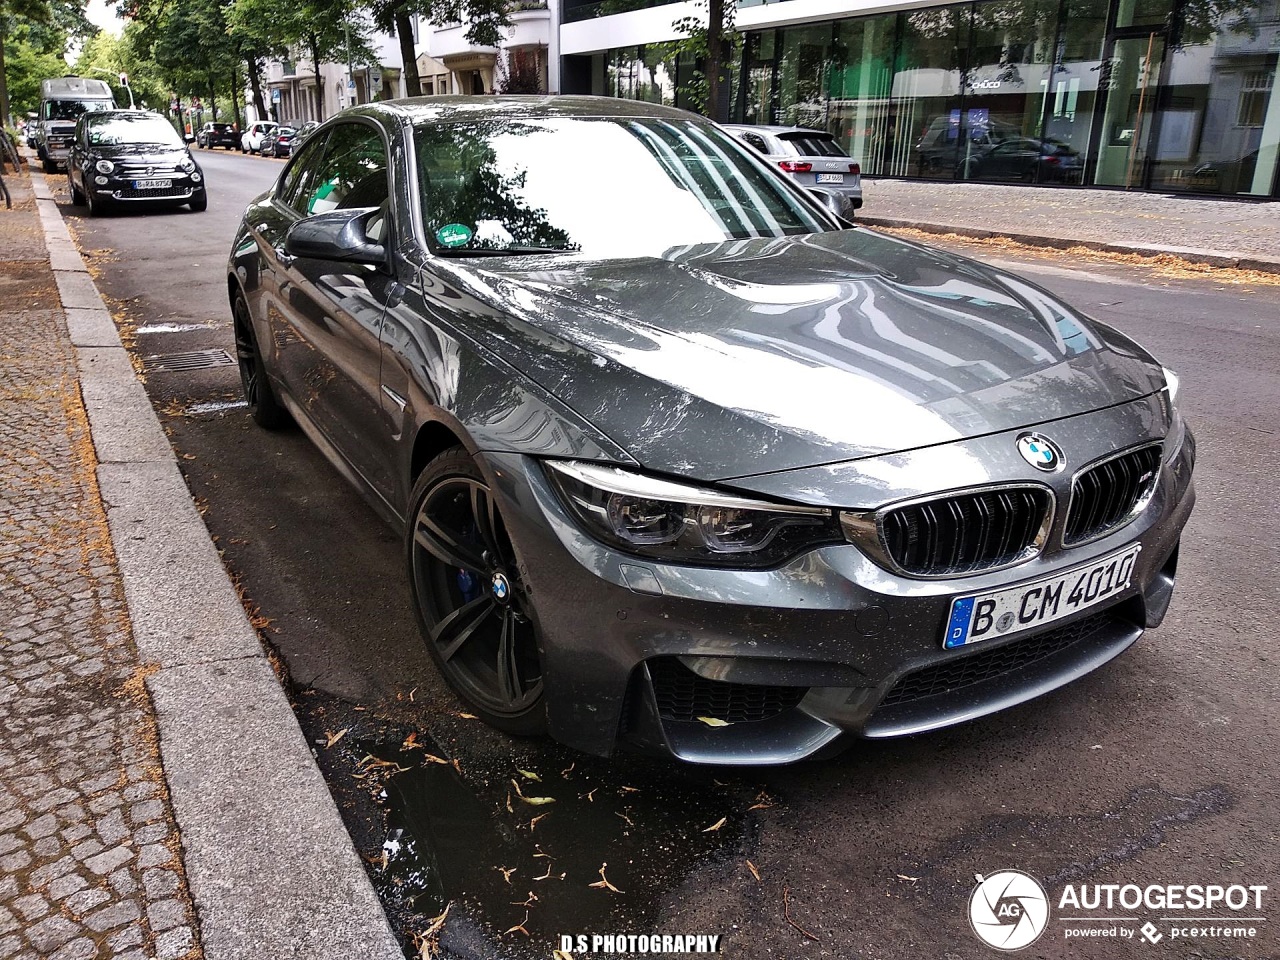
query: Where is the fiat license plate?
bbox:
[943,543,1141,649]
[816,173,845,183]
[133,179,172,189]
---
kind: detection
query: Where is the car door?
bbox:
[270,120,400,503]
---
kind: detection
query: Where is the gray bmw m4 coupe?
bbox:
[227,96,1195,764]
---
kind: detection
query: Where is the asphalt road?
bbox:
[60,151,1280,960]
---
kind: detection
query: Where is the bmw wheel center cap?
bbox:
[1016,433,1064,472]
[491,571,511,602]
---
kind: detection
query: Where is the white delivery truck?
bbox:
[35,77,116,173]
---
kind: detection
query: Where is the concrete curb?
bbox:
[30,168,404,960]
[857,215,1280,275]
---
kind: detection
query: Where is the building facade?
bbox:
[560,0,1280,197]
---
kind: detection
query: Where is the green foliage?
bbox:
[3,24,70,114]
[669,0,737,116]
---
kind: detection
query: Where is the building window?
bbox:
[1238,70,1274,128]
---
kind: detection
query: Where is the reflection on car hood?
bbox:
[92,145,187,162]
[459,228,1164,480]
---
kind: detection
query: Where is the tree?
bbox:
[2,0,92,125]
[670,0,735,119]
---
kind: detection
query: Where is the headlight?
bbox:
[177,157,195,172]
[95,159,114,174]
[544,461,842,568]
[1162,366,1180,407]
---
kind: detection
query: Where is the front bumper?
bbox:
[92,174,203,203]
[485,395,1195,764]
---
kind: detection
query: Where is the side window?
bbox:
[279,134,329,215]
[302,122,389,217]
[741,132,768,155]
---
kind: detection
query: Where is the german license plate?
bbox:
[943,544,1141,649]
[133,179,172,189]
[816,173,845,184]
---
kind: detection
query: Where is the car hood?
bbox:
[455,228,1165,481]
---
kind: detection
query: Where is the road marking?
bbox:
[137,322,217,334]
[187,399,248,414]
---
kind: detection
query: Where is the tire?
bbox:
[85,188,109,217]
[70,177,85,206]
[232,290,289,429]
[43,157,58,175]
[407,448,548,736]
[188,191,207,212]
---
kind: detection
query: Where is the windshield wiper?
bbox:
[434,246,571,258]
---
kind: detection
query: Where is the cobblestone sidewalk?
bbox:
[1,167,200,959]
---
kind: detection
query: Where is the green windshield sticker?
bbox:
[436,223,473,248]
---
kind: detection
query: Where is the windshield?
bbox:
[780,133,847,158]
[44,99,113,122]
[86,114,183,147]
[413,117,832,258]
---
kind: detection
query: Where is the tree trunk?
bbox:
[0,24,10,129]
[704,0,727,121]
[310,37,324,121]
[208,75,218,122]
[394,8,420,97]
[230,70,240,128]
[247,55,268,121]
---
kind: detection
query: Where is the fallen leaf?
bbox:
[451,759,462,775]
[619,785,639,793]
[530,813,550,831]
[402,733,423,751]
[517,769,541,782]
[584,788,597,802]
[505,792,514,814]
[422,754,449,766]
[589,862,623,894]
[504,911,531,937]
[896,874,919,882]
[458,712,478,720]
[702,817,727,833]
[746,860,761,882]
[560,762,575,778]
[783,886,820,942]
[696,716,731,727]
[324,728,348,748]
[616,811,633,827]
[554,952,574,960]
[495,866,515,884]
[522,795,556,806]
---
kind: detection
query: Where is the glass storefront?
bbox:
[574,0,1279,196]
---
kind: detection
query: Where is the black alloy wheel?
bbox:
[408,449,546,734]
[69,176,85,206]
[232,292,287,428]
[85,187,108,217]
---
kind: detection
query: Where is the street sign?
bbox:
[271,89,281,102]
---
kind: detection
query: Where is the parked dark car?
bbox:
[293,120,321,145]
[69,110,207,215]
[915,116,1020,174]
[960,137,1084,184]
[228,97,1194,764]
[198,122,239,150]
[261,125,297,157]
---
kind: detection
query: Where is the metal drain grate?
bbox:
[141,349,236,373]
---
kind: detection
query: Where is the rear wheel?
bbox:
[408,449,547,735]
[232,290,288,428]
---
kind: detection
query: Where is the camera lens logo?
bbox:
[968,871,1050,951]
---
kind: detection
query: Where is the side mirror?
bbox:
[285,207,386,265]
[807,187,853,221]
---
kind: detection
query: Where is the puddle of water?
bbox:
[321,724,761,958]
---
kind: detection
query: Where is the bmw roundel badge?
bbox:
[491,571,511,602]
[1016,433,1064,472]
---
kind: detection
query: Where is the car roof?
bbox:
[723,124,835,137]
[353,95,695,124]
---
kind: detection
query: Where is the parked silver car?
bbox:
[723,124,863,214]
